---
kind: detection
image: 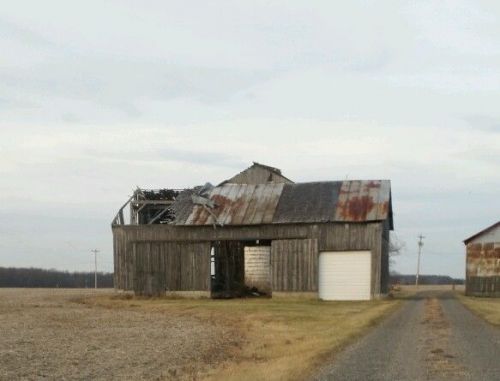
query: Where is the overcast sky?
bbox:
[1,1,499,277]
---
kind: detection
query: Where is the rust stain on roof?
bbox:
[334,180,389,222]
[184,183,284,226]
[179,180,392,227]
[338,195,376,221]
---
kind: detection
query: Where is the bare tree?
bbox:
[389,232,406,266]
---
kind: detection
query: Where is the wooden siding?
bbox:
[113,222,384,297]
[271,239,318,292]
[224,165,292,185]
[132,241,210,296]
[381,219,391,294]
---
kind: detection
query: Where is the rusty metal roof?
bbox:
[177,180,392,227]
[183,183,285,226]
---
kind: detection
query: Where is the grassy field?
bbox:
[91,293,399,380]
[0,289,399,381]
[458,295,500,326]
[396,284,465,294]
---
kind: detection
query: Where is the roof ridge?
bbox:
[252,161,282,174]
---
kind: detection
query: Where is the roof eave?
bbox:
[463,221,500,245]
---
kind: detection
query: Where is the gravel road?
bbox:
[313,290,500,381]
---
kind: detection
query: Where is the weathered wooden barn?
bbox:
[464,221,500,297]
[112,163,393,300]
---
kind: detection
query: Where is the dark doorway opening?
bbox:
[211,240,271,298]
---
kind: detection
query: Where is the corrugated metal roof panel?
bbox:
[179,180,391,226]
[171,189,195,225]
[182,183,285,226]
[262,183,285,224]
[229,184,256,225]
[334,180,390,222]
[272,182,340,223]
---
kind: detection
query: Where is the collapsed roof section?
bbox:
[112,186,211,225]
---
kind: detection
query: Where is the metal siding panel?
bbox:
[468,224,500,245]
[185,205,203,225]
[231,184,256,225]
[262,183,284,224]
[214,184,241,225]
[249,184,271,225]
[180,180,391,226]
[172,190,195,225]
[273,182,338,224]
[230,186,248,224]
[205,186,229,226]
[333,181,353,221]
[242,184,266,224]
[465,241,500,296]
[334,180,390,222]
[363,181,380,221]
[376,180,391,220]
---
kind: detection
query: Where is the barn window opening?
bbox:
[211,240,271,298]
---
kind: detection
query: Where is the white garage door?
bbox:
[319,251,371,301]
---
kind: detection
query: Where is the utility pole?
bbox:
[415,235,424,287]
[91,249,99,289]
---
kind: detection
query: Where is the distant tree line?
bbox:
[0,267,114,288]
[390,274,464,285]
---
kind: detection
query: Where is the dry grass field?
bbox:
[397,284,465,293]
[0,289,399,381]
[458,294,500,326]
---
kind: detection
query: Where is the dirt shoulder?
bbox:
[0,289,399,381]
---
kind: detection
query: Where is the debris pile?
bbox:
[141,189,180,201]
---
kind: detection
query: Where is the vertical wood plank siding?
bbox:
[132,241,210,296]
[381,220,391,294]
[271,239,318,291]
[112,222,384,297]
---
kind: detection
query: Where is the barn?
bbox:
[112,163,393,300]
[464,221,500,297]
